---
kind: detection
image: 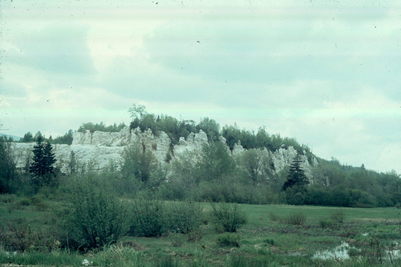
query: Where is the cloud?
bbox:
[6,24,94,75]
[0,80,26,97]
[143,2,401,87]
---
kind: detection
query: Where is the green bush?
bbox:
[263,238,275,246]
[64,178,127,250]
[187,229,203,242]
[318,211,345,229]
[268,212,281,222]
[128,200,203,237]
[330,210,345,224]
[0,194,16,203]
[210,203,247,232]
[0,220,59,252]
[121,144,159,184]
[319,219,334,229]
[216,233,240,247]
[166,201,203,234]
[128,199,166,237]
[284,212,306,226]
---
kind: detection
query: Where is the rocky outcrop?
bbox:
[173,131,208,156]
[231,143,316,179]
[12,143,124,174]
[12,127,317,179]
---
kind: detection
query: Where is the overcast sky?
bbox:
[0,0,400,173]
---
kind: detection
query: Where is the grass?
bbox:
[1,194,401,266]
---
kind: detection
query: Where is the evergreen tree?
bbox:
[0,137,16,193]
[21,132,34,142]
[282,155,309,191]
[29,136,57,188]
[282,155,309,205]
[43,141,56,175]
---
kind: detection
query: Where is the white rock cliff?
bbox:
[12,127,317,179]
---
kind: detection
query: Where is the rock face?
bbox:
[12,127,317,179]
[231,143,316,178]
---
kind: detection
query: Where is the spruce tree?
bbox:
[282,155,309,205]
[0,137,16,193]
[282,155,309,190]
[43,141,56,176]
[29,136,57,188]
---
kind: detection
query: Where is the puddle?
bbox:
[313,241,401,262]
[312,242,351,261]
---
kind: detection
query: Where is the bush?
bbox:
[166,201,203,234]
[318,211,345,229]
[216,233,240,247]
[0,220,59,252]
[121,143,160,185]
[330,210,345,224]
[0,194,16,203]
[210,203,247,232]
[263,239,275,246]
[284,212,306,226]
[268,212,281,222]
[319,219,334,229]
[64,178,127,250]
[128,200,204,237]
[128,199,166,237]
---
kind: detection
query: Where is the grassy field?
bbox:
[1,194,401,266]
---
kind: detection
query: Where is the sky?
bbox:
[0,0,400,173]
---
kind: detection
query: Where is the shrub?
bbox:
[330,210,345,224]
[210,203,247,232]
[128,199,166,237]
[64,178,127,250]
[216,233,240,247]
[0,194,16,203]
[0,222,36,252]
[187,229,203,242]
[284,212,306,226]
[268,212,281,222]
[263,238,275,246]
[318,211,345,229]
[319,219,334,229]
[121,143,160,184]
[0,220,59,252]
[128,200,204,237]
[166,201,203,234]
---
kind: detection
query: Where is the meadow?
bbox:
[1,193,401,267]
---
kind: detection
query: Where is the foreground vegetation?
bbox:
[1,188,401,266]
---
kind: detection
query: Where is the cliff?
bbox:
[12,127,317,178]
